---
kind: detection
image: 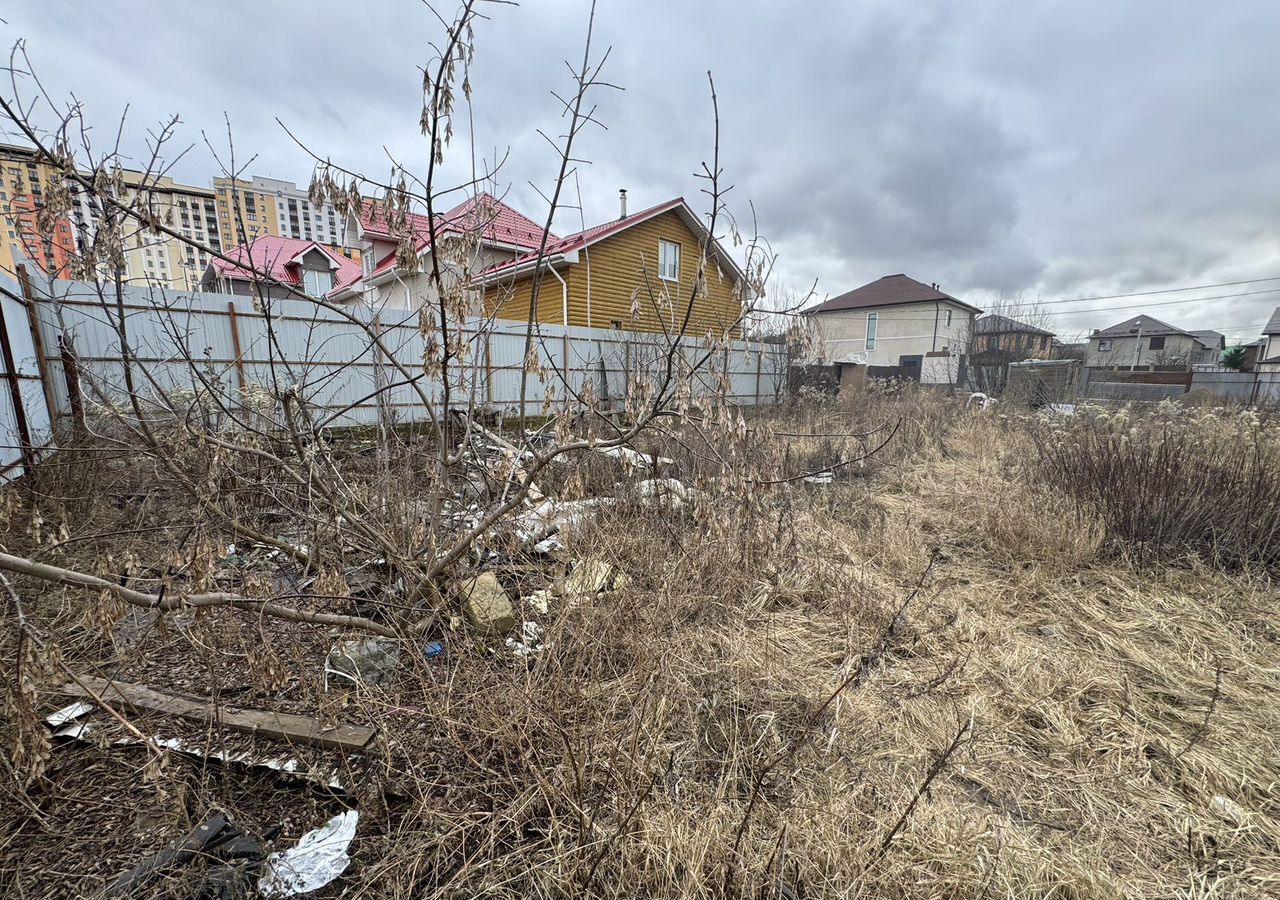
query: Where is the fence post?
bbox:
[226,301,246,398]
[371,311,392,431]
[484,334,493,406]
[754,344,763,405]
[16,265,58,428]
[723,347,730,402]
[563,329,571,408]
[0,296,34,474]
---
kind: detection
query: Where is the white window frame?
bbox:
[945,309,953,327]
[1097,339,1112,352]
[658,239,680,282]
[302,268,334,296]
[865,312,878,351]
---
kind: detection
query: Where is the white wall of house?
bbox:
[1264,333,1280,361]
[357,244,522,312]
[1086,332,1197,369]
[809,301,975,382]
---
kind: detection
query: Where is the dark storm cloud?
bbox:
[4,0,1280,341]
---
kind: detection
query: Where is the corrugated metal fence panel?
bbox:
[1189,369,1280,404]
[0,273,53,480]
[25,279,787,426]
[1189,370,1257,402]
[1083,381,1187,402]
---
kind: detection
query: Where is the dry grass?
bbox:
[2,395,1279,898]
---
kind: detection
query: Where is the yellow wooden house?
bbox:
[476,197,748,337]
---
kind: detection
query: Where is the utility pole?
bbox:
[1131,323,1143,371]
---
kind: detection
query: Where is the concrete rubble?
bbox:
[325,638,401,688]
[565,557,619,597]
[458,571,517,637]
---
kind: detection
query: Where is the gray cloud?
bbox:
[4,0,1280,342]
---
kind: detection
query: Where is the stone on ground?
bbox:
[458,572,516,637]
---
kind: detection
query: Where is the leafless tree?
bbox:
[969,292,1055,394]
[0,2,813,642]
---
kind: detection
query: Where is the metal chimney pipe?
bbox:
[619,188,627,219]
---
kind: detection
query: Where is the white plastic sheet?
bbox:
[260,810,358,897]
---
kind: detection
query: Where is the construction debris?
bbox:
[506,620,547,658]
[458,572,516,637]
[512,497,615,546]
[59,675,376,753]
[259,810,358,898]
[325,638,401,689]
[526,589,554,614]
[565,557,618,597]
[105,813,273,899]
[634,477,696,510]
[591,443,674,471]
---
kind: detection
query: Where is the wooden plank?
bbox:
[60,675,375,753]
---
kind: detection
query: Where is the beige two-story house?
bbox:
[802,274,982,384]
[1085,315,1223,370]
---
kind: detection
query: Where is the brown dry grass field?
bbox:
[1,387,1278,898]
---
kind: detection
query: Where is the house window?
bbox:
[1148,335,1166,350]
[1039,335,1048,350]
[945,309,953,327]
[302,268,334,296]
[658,239,680,282]
[1097,339,1112,352]
[865,312,878,351]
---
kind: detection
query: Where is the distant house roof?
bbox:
[475,197,747,287]
[1264,306,1280,335]
[1190,330,1224,350]
[802,274,982,316]
[1092,314,1189,339]
[1092,316,1224,349]
[973,313,1052,336]
[358,192,557,281]
[208,235,363,296]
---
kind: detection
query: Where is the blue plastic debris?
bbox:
[424,640,446,659]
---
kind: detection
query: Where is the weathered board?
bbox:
[60,675,376,753]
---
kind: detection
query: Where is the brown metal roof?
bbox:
[802,274,982,315]
[974,313,1053,336]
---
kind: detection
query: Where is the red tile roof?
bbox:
[357,192,556,282]
[210,235,363,295]
[803,274,982,315]
[357,200,433,241]
[442,192,553,250]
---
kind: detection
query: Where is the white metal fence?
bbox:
[2,274,787,436]
[0,273,53,480]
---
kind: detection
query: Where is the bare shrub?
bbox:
[1031,401,1280,570]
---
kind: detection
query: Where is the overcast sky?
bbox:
[4,1,1279,341]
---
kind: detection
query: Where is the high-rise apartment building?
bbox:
[0,142,76,279]
[213,175,359,262]
[69,170,220,290]
[211,177,280,251]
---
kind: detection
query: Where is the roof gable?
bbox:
[1092,314,1189,338]
[208,235,362,295]
[803,274,982,315]
[1264,306,1280,335]
[1190,330,1224,350]
[475,198,747,287]
[974,313,1053,336]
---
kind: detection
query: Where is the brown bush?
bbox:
[1031,402,1280,570]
